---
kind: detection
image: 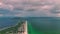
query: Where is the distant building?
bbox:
[18,21,28,34]
[0,21,28,34]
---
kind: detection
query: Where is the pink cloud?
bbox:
[0,0,55,11]
[40,5,54,10]
[0,0,60,17]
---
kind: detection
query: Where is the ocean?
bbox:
[27,17,60,34]
[0,17,60,34]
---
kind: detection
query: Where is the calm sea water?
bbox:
[27,17,60,32]
[0,17,60,32]
[0,17,20,29]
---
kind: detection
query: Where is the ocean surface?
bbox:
[27,17,60,34]
[0,17,20,29]
[0,17,60,32]
[27,17,60,31]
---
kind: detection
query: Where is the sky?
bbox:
[0,0,60,17]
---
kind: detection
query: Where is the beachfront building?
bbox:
[18,21,28,34]
[0,20,28,34]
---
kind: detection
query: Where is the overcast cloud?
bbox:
[0,0,60,17]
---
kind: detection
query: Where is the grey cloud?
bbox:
[0,0,60,17]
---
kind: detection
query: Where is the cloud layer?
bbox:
[0,0,60,17]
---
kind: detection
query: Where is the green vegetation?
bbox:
[0,20,24,34]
